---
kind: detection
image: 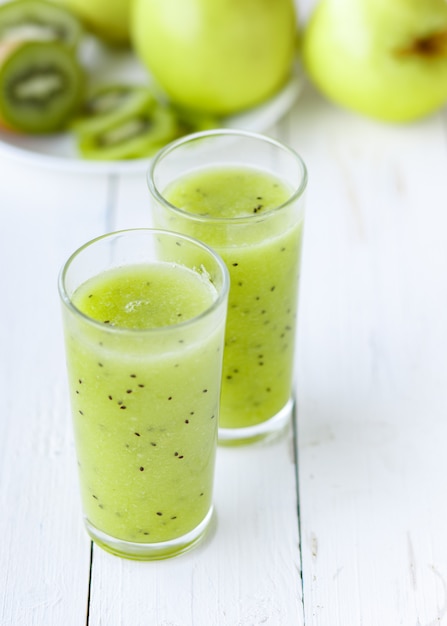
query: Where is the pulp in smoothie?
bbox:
[162,166,303,430]
[63,262,223,545]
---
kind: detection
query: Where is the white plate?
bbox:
[0,40,303,175]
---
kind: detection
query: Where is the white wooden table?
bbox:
[2,10,447,624]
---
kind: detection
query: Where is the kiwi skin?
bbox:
[0,38,85,134]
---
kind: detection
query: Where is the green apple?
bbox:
[302,0,447,122]
[51,0,131,45]
[130,0,298,115]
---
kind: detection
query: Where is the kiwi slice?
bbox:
[171,107,221,136]
[71,84,157,135]
[0,38,84,133]
[76,105,178,160]
[0,0,83,49]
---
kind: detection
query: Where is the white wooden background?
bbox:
[2,1,447,624]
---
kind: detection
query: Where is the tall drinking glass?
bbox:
[148,130,307,444]
[58,229,229,559]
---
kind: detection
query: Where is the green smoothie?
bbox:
[62,262,224,550]
[161,166,304,431]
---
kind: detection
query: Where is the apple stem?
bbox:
[395,30,447,58]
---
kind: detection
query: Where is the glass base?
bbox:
[218,398,293,446]
[85,506,214,561]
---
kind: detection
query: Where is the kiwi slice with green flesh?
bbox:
[0,0,83,49]
[76,105,178,160]
[71,84,157,135]
[0,38,84,133]
[171,107,221,136]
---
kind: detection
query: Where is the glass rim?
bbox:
[147,128,308,225]
[58,227,230,336]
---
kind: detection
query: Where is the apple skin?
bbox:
[302,0,447,122]
[52,0,131,45]
[131,0,297,115]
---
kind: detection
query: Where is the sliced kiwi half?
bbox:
[0,0,83,49]
[0,38,84,133]
[76,105,179,160]
[71,84,157,135]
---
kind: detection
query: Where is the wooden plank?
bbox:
[289,83,447,624]
[0,158,111,626]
